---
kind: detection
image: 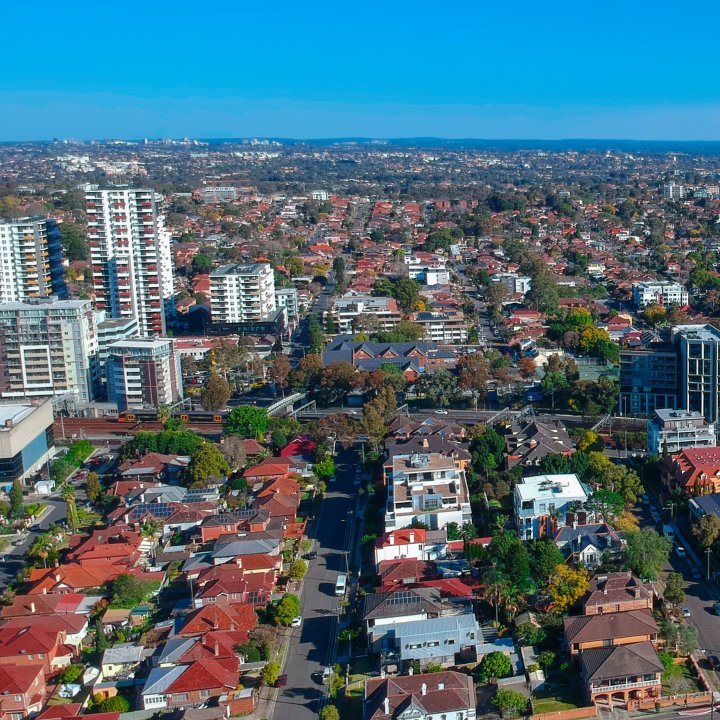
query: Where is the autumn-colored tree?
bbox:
[219,435,246,471]
[201,372,231,411]
[289,354,323,390]
[314,413,356,448]
[547,564,589,614]
[518,356,536,379]
[270,353,291,397]
[614,510,640,533]
[642,305,667,327]
[458,353,490,409]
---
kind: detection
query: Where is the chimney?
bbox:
[421,683,427,696]
[29,602,35,614]
[54,573,62,583]
[422,438,429,449]
[566,512,575,528]
[389,534,395,545]
[384,697,390,714]
[409,531,415,544]
[215,641,220,657]
[577,511,587,526]
[634,587,641,599]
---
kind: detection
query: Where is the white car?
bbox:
[434,409,448,415]
[682,606,691,618]
[291,616,302,627]
[676,546,686,557]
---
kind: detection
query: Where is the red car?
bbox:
[276,674,288,687]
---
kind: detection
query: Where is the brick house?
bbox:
[582,573,654,616]
[0,664,45,720]
[564,609,658,655]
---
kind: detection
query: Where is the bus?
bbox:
[335,574,347,596]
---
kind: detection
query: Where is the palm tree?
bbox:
[483,569,508,624]
[141,519,159,539]
[156,404,172,427]
[63,487,79,533]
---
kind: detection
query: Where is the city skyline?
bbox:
[4,1,720,140]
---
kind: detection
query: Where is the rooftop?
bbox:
[0,401,47,429]
[515,474,587,502]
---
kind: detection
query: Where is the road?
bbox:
[274,449,357,720]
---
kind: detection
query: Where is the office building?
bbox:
[646,409,716,455]
[86,188,174,337]
[106,338,182,410]
[0,299,99,404]
[514,474,589,541]
[0,400,55,488]
[0,217,67,303]
[673,324,720,425]
[632,281,688,309]
[209,263,276,324]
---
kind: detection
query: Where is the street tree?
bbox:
[9,480,23,519]
[289,559,308,581]
[86,472,102,503]
[625,529,672,580]
[225,406,269,439]
[201,372,231,411]
[262,660,281,686]
[289,354,323,390]
[270,353,292,397]
[664,572,685,609]
[275,593,301,626]
[458,353,490,409]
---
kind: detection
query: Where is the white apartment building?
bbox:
[405,254,450,286]
[311,190,329,201]
[385,452,472,531]
[209,263,276,324]
[0,299,99,404]
[491,272,532,296]
[646,408,717,455]
[193,186,238,204]
[514,474,589,541]
[106,338,182,411]
[329,294,401,334]
[663,182,686,200]
[275,288,300,319]
[633,281,688,308]
[0,217,66,303]
[409,311,467,344]
[86,188,175,337]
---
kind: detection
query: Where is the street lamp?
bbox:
[666,502,676,521]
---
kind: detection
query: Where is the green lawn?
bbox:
[533,698,579,714]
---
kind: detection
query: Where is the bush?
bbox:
[96,696,130,713]
[58,664,85,683]
[262,660,281,686]
[321,706,340,720]
[494,688,528,717]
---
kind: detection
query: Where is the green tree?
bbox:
[480,651,511,681]
[314,455,335,479]
[540,371,568,410]
[186,443,230,487]
[59,222,89,261]
[96,696,129,713]
[625,529,672,580]
[95,617,109,653]
[585,490,625,520]
[494,688,528,717]
[262,660,281,686]
[63,487,78,533]
[191,253,213,274]
[515,622,546,647]
[201,372,231,410]
[692,514,720,548]
[538,650,556,670]
[307,314,326,354]
[392,278,421,312]
[225,405,269,439]
[664,572,685,609]
[9,480,24,519]
[275,593,301,626]
[108,574,157,607]
[58,664,85,683]
[529,540,565,584]
[417,369,458,408]
[320,705,340,720]
[86,472,102,503]
[289,559,308,581]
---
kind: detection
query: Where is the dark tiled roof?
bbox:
[363,587,443,620]
[565,609,657,644]
[581,641,663,681]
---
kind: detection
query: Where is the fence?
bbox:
[530,705,597,720]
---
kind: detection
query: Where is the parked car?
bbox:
[641,494,650,505]
[691,568,702,580]
[291,616,302,628]
[434,409,448,415]
[709,656,720,670]
[682,606,691,618]
[276,674,287,687]
[676,546,686,557]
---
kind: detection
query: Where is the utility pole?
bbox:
[667,501,676,521]
[707,547,713,582]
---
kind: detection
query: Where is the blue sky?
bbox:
[3,0,720,140]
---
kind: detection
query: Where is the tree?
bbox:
[392,278,421,312]
[95,617,109,653]
[483,569,508,624]
[625,529,672,580]
[219,435,246,471]
[417,369,458,408]
[576,430,603,453]
[9,480,24,520]
[96,696,129,713]
[614,510,640,533]
[191,253,213,274]
[529,540,565,584]
[585,490,625,520]
[515,622,546,647]
[59,222,89,262]
[480,651,511,681]
[494,688,528,717]
[262,660,281,687]
[275,593,301,626]
[458,353,490,409]
[186,443,230,487]
[64,487,78,533]
[289,559,307,581]
[314,413,356,448]
[547,564,589,614]
[661,620,699,655]
[307,315,326,354]
[289,354,323,390]
[109,574,157,607]
[270,354,292,397]
[86,472,102,503]
[540,371,568,410]
[320,705,340,720]
[518,356,536,379]
[320,361,360,401]
[201,372,231,410]
[225,405,269,439]
[693,514,720,549]
[538,650,556,670]
[59,664,85,684]
[315,455,335,479]
[664,572,685,609]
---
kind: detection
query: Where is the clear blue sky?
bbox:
[4,0,720,140]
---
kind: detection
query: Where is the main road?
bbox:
[274,448,358,720]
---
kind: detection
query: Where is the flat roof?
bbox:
[0,402,42,429]
[516,474,587,502]
[210,263,268,276]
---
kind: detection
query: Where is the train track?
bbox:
[54,417,224,439]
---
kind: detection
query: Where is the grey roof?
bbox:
[102,642,145,666]
[211,537,280,559]
[690,493,720,518]
[364,588,443,621]
[182,552,213,574]
[503,419,573,468]
[580,641,663,681]
[385,435,471,462]
[392,614,481,660]
[143,665,188,696]
[154,637,197,666]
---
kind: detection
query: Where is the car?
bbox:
[682,606,691,618]
[434,409,448,415]
[291,616,302,628]
[328,475,337,483]
[641,494,650,505]
[322,666,333,680]
[676,546,686,557]
[691,568,702,580]
[29,524,41,532]
[305,551,317,560]
[276,674,287,687]
[713,601,720,616]
[709,656,720,670]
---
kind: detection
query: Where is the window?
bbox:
[427,641,440,647]
[13,695,22,702]
[199,690,210,698]
[172,694,188,703]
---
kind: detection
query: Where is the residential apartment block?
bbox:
[491,272,532,296]
[514,473,589,541]
[329,294,401,334]
[86,188,174,337]
[209,263,276,324]
[0,299,99,404]
[384,452,471,531]
[409,310,467,344]
[673,324,720,424]
[0,216,66,303]
[275,287,299,320]
[646,408,716,455]
[106,338,182,411]
[632,281,688,308]
[193,186,238,204]
[619,338,678,417]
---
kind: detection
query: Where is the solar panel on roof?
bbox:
[389,590,417,605]
[133,502,175,519]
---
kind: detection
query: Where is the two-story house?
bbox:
[582,573,654,616]
[0,664,45,720]
[564,610,658,655]
[373,528,448,571]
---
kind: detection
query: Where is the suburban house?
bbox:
[364,671,477,720]
[0,625,73,673]
[661,447,720,496]
[0,593,98,618]
[564,609,659,655]
[101,643,146,679]
[583,573,654,616]
[689,493,720,521]
[580,642,663,706]
[373,528,448,570]
[0,664,46,720]
[177,602,257,640]
[503,419,574,469]
[553,523,624,567]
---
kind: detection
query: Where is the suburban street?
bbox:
[274,448,358,720]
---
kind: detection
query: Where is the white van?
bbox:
[335,574,347,596]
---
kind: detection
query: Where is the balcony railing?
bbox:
[591,678,661,693]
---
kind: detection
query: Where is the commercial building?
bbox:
[0,400,55,487]
[0,299,99,404]
[329,294,401,334]
[209,263,276,324]
[86,188,174,337]
[0,216,67,303]
[106,338,182,411]
[514,473,589,541]
[632,281,688,309]
[384,452,472,531]
[646,408,716,455]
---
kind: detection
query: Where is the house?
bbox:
[26,562,124,594]
[199,509,271,543]
[553,522,624,568]
[564,610,658,655]
[178,602,257,640]
[193,569,275,608]
[1,593,98,618]
[117,453,189,483]
[502,419,574,470]
[373,528,448,570]
[514,474,589,541]
[689,492,720,521]
[0,625,72,673]
[0,614,89,655]
[661,447,720,496]
[583,573,654,616]
[364,671,477,720]
[101,643,146,679]
[0,664,46,720]
[580,642,662,706]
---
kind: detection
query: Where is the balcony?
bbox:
[590,678,661,693]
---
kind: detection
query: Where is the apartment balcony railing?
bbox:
[590,678,660,693]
